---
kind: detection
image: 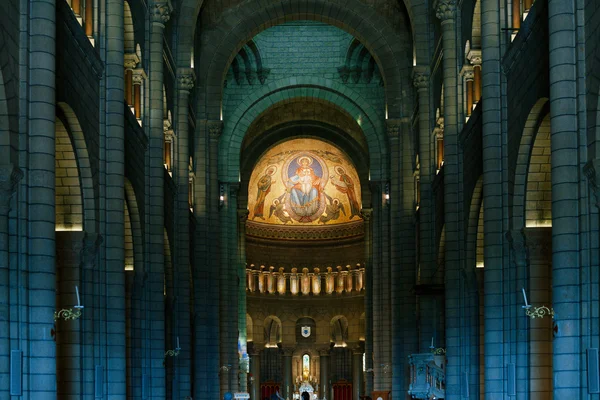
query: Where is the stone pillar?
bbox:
[132,69,147,120]
[282,348,294,399]
[27,0,57,395]
[148,2,172,397]
[467,50,482,105]
[238,210,250,393]
[412,67,439,353]
[250,348,261,400]
[351,346,363,400]
[0,164,22,397]
[434,0,463,397]
[124,53,140,107]
[481,0,508,396]
[319,349,330,400]
[548,1,583,397]
[360,209,373,396]
[462,66,474,118]
[219,181,240,396]
[175,67,195,400]
[103,0,126,394]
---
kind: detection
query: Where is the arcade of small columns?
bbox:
[245,265,366,296]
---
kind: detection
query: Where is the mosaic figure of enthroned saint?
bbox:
[286,155,325,221]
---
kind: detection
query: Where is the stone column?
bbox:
[481,0,508,397]
[412,67,439,353]
[132,69,147,120]
[219,181,240,396]
[124,53,140,108]
[282,348,294,399]
[548,1,583,397]
[175,67,195,400]
[27,0,57,396]
[351,346,363,400]
[467,50,482,105]
[148,2,172,397]
[238,210,250,393]
[0,164,22,397]
[461,66,474,118]
[103,0,126,394]
[360,209,373,395]
[434,1,463,397]
[319,349,330,400]
[250,348,261,400]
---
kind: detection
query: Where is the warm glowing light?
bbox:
[525,220,552,228]
[55,225,83,232]
[476,262,484,269]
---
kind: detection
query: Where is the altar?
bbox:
[293,381,318,400]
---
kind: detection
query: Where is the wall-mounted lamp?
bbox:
[165,336,181,357]
[384,183,390,205]
[219,184,225,207]
[521,288,554,319]
[54,285,84,321]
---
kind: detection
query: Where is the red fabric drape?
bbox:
[333,380,352,400]
[260,382,280,400]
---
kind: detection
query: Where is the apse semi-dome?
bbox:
[248,138,362,226]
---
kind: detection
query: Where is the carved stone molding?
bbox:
[467,49,482,66]
[177,68,196,92]
[506,229,529,269]
[461,65,474,80]
[150,0,173,26]
[0,164,23,213]
[207,120,223,139]
[434,0,457,22]
[583,158,600,208]
[359,208,372,222]
[80,233,103,269]
[246,220,364,241]
[132,68,147,85]
[386,119,402,137]
[124,53,140,70]
[412,66,430,92]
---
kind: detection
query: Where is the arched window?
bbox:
[302,354,310,379]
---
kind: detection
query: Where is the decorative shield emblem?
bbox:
[301,326,311,338]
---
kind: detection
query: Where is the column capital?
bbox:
[81,232,103,269]
[132,68,147,85]
[318,347,330,357]
[467,49,482,66]
[124,53,140,70]
[359,208,373,221]
[0,164,23,213]
[177,68,196,92]
[150,0,173,27]
[506,229,529,268]
[412,66,430,91]
[460,64,474,80]
[434,0,457,22]
[281,347,295,357]
[386,119,402,137]
[584,158,600,208]
[207,120,223,139]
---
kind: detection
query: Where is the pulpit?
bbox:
[407,353,445,399]
[371,390,390,400]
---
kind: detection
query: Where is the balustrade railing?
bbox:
[408,352,445,399]
[246,266,365,296]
